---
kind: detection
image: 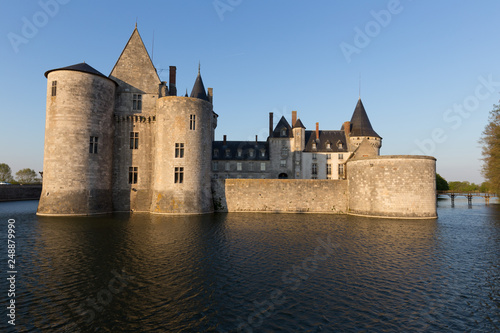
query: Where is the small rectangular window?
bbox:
[312,163,318,175]
[89,136,98,154]
[225,149,231,158]
[260,163,266,171]
[280,160,286,167]
[128,167,138,184]
[175,167,184,184]
[326,154,331,160]
[130,132,139,149]
[312,153,317,160]
[213,149,219,158]
[249,162,254,171]
[327,164,332,175]
[338,164,344,178]
[51,81,57,96]
[237,149,242,157]
[212,161,218,171]
[190,114,196,130]
[225,162,230,171]
[133,94,142,111]
[260,150,266,157]
[339,154,344,160]
[249,149,254,157]
[175,143,184,158]
[237,162,242,171]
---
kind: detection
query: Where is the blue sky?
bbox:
[1,0,499,184]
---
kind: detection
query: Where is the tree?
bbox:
[15,168,39,184]
[480,103,500,194]
[436,173,449,191]
[0,163,13,182]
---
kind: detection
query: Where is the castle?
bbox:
[37,27,437,219]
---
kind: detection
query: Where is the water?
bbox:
[0,198,499,332]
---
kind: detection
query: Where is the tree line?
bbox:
[480,102,500,194]
[0,163,41,184]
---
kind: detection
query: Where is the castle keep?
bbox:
[37,27,437,219]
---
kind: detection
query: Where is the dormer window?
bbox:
[337,141,343,149]
[237,149,242,157]
[312,142,317,150]
[249,149,255,157]
[326,141,331,149]
[260,149,266,157]
[225,149,231,158]
[214,149,219,158]
[281,128,287,137]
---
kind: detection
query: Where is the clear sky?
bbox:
[1,0,499,184]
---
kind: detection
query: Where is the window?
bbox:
[338,164,344,178]
[280,160,287,167]
[249,162,254,171]
[249,149,255,157]
[327,164,332,176]
[128,167,138,184]
[326,142,331,149]
[225,149,231,158]
[190,114,196,130]
[51,81,57,96]
[326,154,331,160]
[312,142,317,150]
[281,146,288,157]
[130,132,139,149]
[89,136,98,154]
[237,162,242,171]
[312,153,317,160]
[174,167,184,183]
[225,162,230,171]
[212,161,218,171]
[339,153,344,160]
[260,149,266,157]
[260,163,266,171]
[337,141,343,149]
[237,149,242,157]
[281,128,287,137]
[175,143,184,158]
[312,163,318,175]
[213,149,219,158]
[133,94,142,110]
[212,174,219,179]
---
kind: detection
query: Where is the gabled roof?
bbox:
[44,63,117,85]
[350,98,381,138]
[109,26,161,91]
[293,118,306,129]
[304,130,348,152]
[190,70,209,101]
[272,116,293,138]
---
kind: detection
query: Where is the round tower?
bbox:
[37,63,116,216]
[151,96,214,214]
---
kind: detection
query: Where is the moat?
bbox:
[1,198,499,332]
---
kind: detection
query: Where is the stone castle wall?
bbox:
[37,70,116,216]
[347,155,437,218]
[212,179,348,214]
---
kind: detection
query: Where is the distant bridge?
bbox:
[438,191,498,205]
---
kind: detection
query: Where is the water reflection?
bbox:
[0,200,499,332]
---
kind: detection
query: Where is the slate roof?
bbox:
[190,71,209,102]
[349,98,381,138]
[272,116,293,138]
[293,118,306,129]
[304,130,348,153]
[44,63,117,85]
[212,141,269,160]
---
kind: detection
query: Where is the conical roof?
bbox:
[349,98,380,138]
[293,118,306,129]
[190,67,209,101]
[44,63,115,85]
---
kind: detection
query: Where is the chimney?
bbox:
[316,122,319,140]
[169,66,177,96]
[223,135,227,145]
[343,121,351,137]
[269,112,274,138]
[207,87,213,104]
[292,111,297,127]
[255,135,258,143]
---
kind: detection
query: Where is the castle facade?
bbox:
[37,27,437,218]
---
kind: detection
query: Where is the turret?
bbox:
[292,113,306,152]
[348,98,382,155]
[151,68,214,214]
[37,63,116,216]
